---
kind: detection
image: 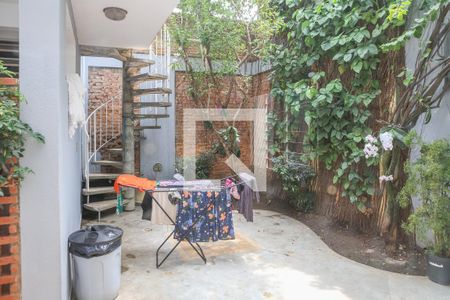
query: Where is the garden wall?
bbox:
[175,71,271,178]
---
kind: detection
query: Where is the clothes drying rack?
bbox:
[118,176,246,269]
[150,186,217,268]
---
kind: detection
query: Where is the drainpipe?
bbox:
[122,66,135,211]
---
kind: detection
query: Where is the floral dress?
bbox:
[174,190,234,242]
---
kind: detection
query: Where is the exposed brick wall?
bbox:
[175,71,271,178]
[87,66,271,178]
[87,66,142,175]
[0,79,20,299]
[0,184,21,300]
[88,66,123,141]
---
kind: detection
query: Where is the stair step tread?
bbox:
[84,199,129,212]
[107,148,123,154]
[89,173,121,180]
[92,160,124,168]
[133,114,170,119]
[132,88,172,97]
[125,58,155,68]
[135,126,162,130]
[128,73,168,82]
[133,101,172,108]
[82,186,115,196]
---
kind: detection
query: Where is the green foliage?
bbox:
[272,153,316,212]
[399,138,450,257]
[169,0,279,82]
[0,62,44,194]
[212,126,241,158]
[387,0,412,25]
[169,0,278,172]
[270,0,393,209]
[381,0,450,52]
[175,152,216,179]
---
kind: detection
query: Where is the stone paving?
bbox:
[96,209,450,300]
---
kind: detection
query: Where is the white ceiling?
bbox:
[71,0,179,49]
[0,0,18,29]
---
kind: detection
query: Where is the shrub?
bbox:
[399,138,450,257]
[272,152,316,212]
[0,62,44,195]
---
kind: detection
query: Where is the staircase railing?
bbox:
[139,24,171,125]
[82,97,122,195]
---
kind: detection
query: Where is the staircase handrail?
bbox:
[82,97,121,193]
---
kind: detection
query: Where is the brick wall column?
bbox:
[0,184,21,300]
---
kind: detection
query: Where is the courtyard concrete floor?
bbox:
[96,209,450,300]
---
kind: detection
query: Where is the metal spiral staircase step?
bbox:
[82,186,115,196]
[125,58,155,68]
[127,73,168,83]
[132,87,172,97]
[135,126,162,130]
[133,101,172,108]
[88,173,121,180]
[133,114,170,119]
[84,199,129,213]
[107,148,123,155]
[91,160,124,169]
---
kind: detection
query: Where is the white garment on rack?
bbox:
[239,172,258,190]
[66,73,85,138]
[151,192,177,225]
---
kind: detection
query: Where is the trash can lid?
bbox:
[69,225,123,258]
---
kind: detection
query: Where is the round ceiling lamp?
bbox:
[103,7,128,21]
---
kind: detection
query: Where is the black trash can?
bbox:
[69,225,123,300]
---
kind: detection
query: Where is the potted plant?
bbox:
[399,137,450,285]
[0,61,44,196]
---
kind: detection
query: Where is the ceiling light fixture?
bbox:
[103,7,128,21]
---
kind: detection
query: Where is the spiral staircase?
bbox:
[81,27,171,220]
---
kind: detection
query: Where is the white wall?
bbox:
[406,21,450,179]
[19,0,81,299]
[405,13,450,248]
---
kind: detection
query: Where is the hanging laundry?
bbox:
[141,192,153,221]
[114,174,156,193]
[237,173,260,222]
[152,192,177,225]
[174,190,234,242]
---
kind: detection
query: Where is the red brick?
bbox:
[0,236,19,245]
[0,197,17,205]
[0,256,19,266]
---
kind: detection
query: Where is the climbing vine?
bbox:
[270,0,450,245]
[270,0,394,211]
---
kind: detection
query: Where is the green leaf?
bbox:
[372,26,382,38]
[301,21,310,34]
[367,44,378,55]
[363,95,373,107]
[351,61,363,73]
[424,108,432,124]
[356,201,366,212]
[306,88,317,99]
[305,113,312,126]
[343,53,352,62]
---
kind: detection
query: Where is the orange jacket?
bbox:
[114,174,157,193]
